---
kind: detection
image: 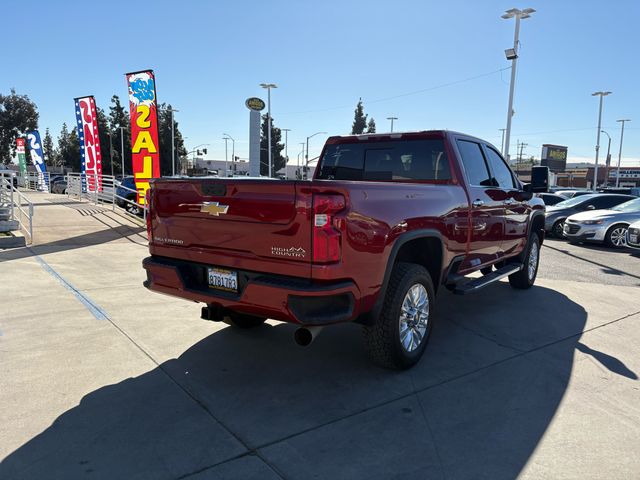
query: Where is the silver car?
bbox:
[627,220,640,251]
[564,197,640,248]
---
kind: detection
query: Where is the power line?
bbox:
[279,66,511,116]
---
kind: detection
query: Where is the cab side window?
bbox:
[457,140,492,187]
[484,146,516,189]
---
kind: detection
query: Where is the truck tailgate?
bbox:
[149,179,312,277]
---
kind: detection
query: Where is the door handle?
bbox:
[472,199,484,208]
[504,198,516,205]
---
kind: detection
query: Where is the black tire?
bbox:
[363,262,435,370]
[552,219,566,238]
[480,266,493,275]
[604,223,628,248]
[223,312,266,329]
[125,196,140,216]
[509,235,540,289]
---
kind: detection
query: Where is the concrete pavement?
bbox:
[1,191,639,479]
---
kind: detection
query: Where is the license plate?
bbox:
[630,234,638,244]
[207,267,238,293]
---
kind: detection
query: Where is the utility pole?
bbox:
[592,91,612,190]
[501,7,535,163]
[615,119,631,188]
[387,117,398,133]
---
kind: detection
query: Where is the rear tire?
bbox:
[604,223,628,248]
[363,262,435,370]
[223,312,266,329]
[509,235,540,289]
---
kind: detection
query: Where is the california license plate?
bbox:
[630,234,638,244]
[207,267,238,293]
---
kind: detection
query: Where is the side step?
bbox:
[453,263,523,295]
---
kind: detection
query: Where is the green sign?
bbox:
[16,137,27,177]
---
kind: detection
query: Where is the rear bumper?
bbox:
[142,255,361,326]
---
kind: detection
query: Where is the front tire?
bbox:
[509,235,540,289]
[363,263,435,370]
[552,219,566,238]
[605,224,628,248]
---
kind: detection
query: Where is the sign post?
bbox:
[246,97,265,177]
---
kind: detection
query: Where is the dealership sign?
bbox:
[541,144,568,173]
[126,69,160,204]
[245,97,265,111]
[74,96,103,192]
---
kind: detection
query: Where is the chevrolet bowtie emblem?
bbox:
[200,202,229,216]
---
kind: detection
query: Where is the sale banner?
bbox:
[16,138,27,178]
[26,130,49,192]
[74,96,103,192]
[125,69,160,204]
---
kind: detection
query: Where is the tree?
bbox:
[260,114,285,176]
[57,123,81,171]
[108,95,131,175]
[0,89,39,164]
[366,118,376,134]
[351,98,368,135]
[157,103,187,177]
[42,128,56,166]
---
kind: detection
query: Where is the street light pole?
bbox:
[160,106,179,176]
[501,7,535,163]
[223,133,235,173]
[282,128,291,166]
[615,119,631,188]
[386,117,398,133]
[260,83,277,177]
[222,137,229,177]
[592,91,612,190]
[108,132,114,179]
[600,130,611,186]
[299,142,305,179]
[119,126,125,175]
[499,128,506,154]
[306,131,327,169]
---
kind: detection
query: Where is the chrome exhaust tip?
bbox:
[294,326,323,347]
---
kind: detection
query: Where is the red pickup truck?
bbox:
[143,131,547,369]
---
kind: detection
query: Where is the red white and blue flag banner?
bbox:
[74,96,103,192]
[26,130,49,192]
[126,69,160,204]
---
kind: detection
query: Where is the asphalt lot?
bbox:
[1,192,639,480]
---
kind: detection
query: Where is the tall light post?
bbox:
[299,142,305,179]
[499,128,506,154]
[387,116,398,133]
[222,137,229,177]
[282,128,291,166]
[600,130,611,186]
[615,119,631,188]
[592,91,612,190]
[501,7,535,163]
[107,132,114,179]
[306,131,327,170]
[260,83,277,177]
[223,133,235,174]
[160,106,179,176]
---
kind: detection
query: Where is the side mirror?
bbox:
[586,204,595,210]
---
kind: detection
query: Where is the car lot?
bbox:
[1,191,640,480]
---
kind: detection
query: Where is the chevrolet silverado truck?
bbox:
[143,131,548,369]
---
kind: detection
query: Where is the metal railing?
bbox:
[65,173,147,221]
[0,172,34,244]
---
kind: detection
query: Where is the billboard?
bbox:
[74,96,103,192]
[126,69,160,204]
[541,144,568,172]
[26,130,49,192]
[16,138,27,177]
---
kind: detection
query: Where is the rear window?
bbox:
[316,139,451,182]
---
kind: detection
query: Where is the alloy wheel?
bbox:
[399,284,430,352]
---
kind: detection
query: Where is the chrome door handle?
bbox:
[472,199,484,208]
[504,198,516,205]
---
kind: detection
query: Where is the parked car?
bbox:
[626,220,640,251]
[544,193,635,238]
[115,176,141,214]
[142,130,548,369]
[564,197,640,248]
[536,192,565,206]
[51,179,67,194]
[556,189,594,199]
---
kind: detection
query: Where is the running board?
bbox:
[453,263,523,295]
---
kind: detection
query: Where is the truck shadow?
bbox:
[2,284,626,479]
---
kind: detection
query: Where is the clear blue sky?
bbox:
[2,0,639,166]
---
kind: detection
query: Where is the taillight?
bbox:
[145,188,152,240]
[313,193,345,263]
